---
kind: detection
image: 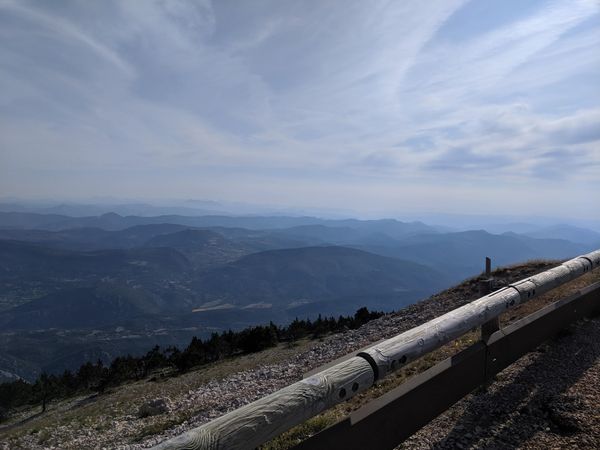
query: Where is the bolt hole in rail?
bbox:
[152,250,600,450]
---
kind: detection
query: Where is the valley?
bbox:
[0,211,598,382]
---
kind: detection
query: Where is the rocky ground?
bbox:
[1,261,598,449]
[399,317,600,449]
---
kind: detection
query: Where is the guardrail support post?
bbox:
[481,316,500,342]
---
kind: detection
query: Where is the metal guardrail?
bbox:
[151,249,600,450]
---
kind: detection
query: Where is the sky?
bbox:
[1,0,599,219]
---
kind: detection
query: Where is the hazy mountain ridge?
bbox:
[144,228,253,269]
[0,210,597,381]
[523,224,600,245]
[0,239,195,315]
[0,286,166,330]
[0,211,439,234]
[354,230,592,282]
[193,246,445,308]
[0,240,191,297]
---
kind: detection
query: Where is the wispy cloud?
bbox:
[0,0,598,218]
[0,0,134,77]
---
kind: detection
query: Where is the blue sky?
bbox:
[1,0,599,219]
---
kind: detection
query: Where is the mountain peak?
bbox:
[100,212,122,219]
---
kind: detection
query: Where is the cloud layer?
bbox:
[1,0,599,218]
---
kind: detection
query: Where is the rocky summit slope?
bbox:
[1,261,598,449]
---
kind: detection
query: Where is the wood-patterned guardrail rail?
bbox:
[151,249,600,450]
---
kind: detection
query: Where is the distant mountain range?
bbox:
[0,211,439,234]
[193,246,445,310]
[356,230,593,281]
[0,210,598,381]
[522,224,600,245]
[0,200,225,218]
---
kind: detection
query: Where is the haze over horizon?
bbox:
[1,0,599,219]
